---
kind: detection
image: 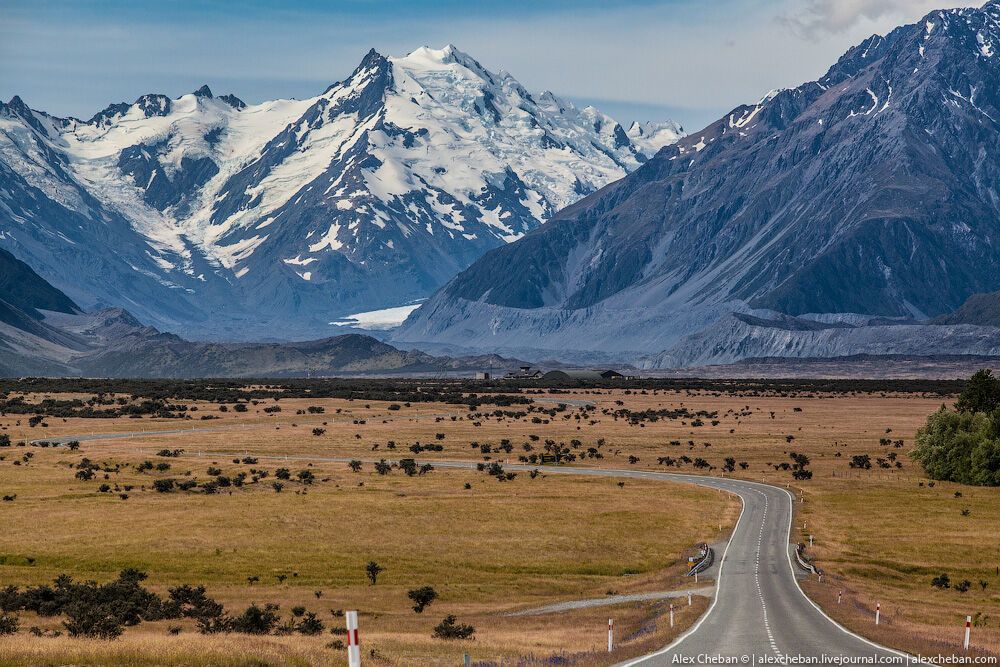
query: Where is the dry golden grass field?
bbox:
[1,382,998,664]
[0,389,733,666]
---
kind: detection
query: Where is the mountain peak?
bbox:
[394,2,1000,361]
[396,44,491,78]
[358,47,386,67]
[218,93,245,110]
[333,47,390,90]
[0,44,683,341]
[6,95,32,117]
[403,44,463,63]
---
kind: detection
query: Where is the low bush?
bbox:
[0,613,18,635]
[433,614,474,640]
[227,603,280,634]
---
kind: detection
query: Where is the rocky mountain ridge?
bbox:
[0,45,681,341]
[395,3,1000,364]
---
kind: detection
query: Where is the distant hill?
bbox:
[0,249,519,377]
[0,249,88,374]
[934,292,1000,327]
[0,247,79,322]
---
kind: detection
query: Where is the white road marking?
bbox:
[753,491,782,658]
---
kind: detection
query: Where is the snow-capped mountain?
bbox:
[395,2,1000,364]
[0,45,681,340]
[626,120,685,156]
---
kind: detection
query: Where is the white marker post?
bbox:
[875,602,881,626]
[346,610,361,667]
[688,591,692,606]
[670,603,675,628]
[838,590,842,604]
[809,534,813,547]
[608,618,614,652]
[964,615,972,651]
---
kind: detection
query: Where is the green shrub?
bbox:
[432,614,474,640]
[153,479,176,493]
[227,603,279,634]
[296,611,324,635]
[912,406,1000,486]
[64,602,125,639]
[0,612,18,635]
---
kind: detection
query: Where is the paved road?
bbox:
[612,475,906,665]
[33,427,231,444]
[41,429,907,663]
[508,587,714,617]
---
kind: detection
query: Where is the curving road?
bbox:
[38,429,908,663]
[612,474,907,665]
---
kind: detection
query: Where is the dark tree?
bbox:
[407,586,438,613]
[365,561,384,585]
[956,369,1000,414]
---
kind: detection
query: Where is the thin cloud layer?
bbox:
[0,0,984,132]
[782,0,975,36]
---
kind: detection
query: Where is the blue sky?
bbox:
[0,0,977,131]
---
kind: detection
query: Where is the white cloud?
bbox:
[782,0,976,37]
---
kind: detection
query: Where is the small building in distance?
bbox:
[504,365,543,379]
[540,369,626,382]
[474,371,491,380]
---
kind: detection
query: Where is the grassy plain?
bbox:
[0,392,733,665]
[1,383,998,661]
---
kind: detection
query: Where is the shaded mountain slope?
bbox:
[396,3,1000,360]
[934,291,1000,326]
[0,247,79,319]
[0,251,519,377]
